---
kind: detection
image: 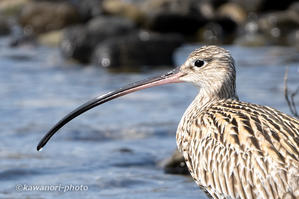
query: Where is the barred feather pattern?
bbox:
[177,99,299,199]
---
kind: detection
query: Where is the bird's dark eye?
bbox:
[194,60,205,67]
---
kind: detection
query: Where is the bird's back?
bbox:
[177,99,299,199]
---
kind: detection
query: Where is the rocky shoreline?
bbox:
[0,0,299,70]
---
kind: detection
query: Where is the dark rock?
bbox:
[258,7,299,45]
[235,19,267,46]
[190,0,228,11]
[145,13,206,35]
[92,30,184,69]
[287,30,299,50]
[289,2,299,14]
[162,149,189,175]
[60,16,136,63]
[197,17,238,44]
[0,17,10,36]
[74,0,104,22]
[208,0,228,8]
[19,1,80,34]
[231,0,297,13]
[259,0,297,12]
[118,147,133,153]
[231,0,264,12]
[9,34,37,47]
[60,25,88,62]
[141,0,206,35]
[141,0,191,15]
[87,16,135,35]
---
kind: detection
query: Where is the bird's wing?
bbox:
[190,99,299,198]
[203,99,299,166]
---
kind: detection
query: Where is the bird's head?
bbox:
[179,46,237,98]
[37,46,237,150]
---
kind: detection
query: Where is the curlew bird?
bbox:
[37,46,299,199]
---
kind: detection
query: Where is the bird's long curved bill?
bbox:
[37,68,184,151]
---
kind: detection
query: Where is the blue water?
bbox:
[0,36,298,199]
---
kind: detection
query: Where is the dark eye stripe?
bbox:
[194,60,205,67]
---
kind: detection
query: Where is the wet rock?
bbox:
[75,0,104,22]
[289,2,299,15]
[161,149,189,175]
[235,33,267,46]
[19,1,80,34]
[61,16,136,63]
[190,0,215,20]
[145,13,205,35]
[60,25,89,62]
[102,0,144,24]
[92,31,184,69]
[287,30,299,50]
[258,5,299,45]
[190,0,227,11]
[230,0,264,12]
[0,17,10,36]
[9,33,37,47]
[232,0,297,13]
[141,0,191,15]
[38,30,63,47]
[0,0,31,16]
[141,0,205,35]
[197,17,238,44]
[259,0,297,12]
[118,147,133,153]
[235,20,267,46]
[218,3,247,25]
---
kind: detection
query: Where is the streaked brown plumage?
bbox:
[177,99,299,199]
[37,46,299,199]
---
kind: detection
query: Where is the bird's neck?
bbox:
[193,86,238,111]
[178,86,238,135]
[176,86,238,153]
